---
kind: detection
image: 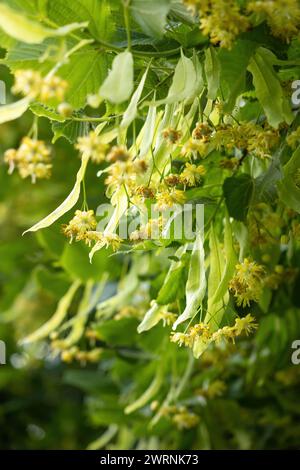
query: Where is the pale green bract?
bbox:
[21,280,81,345]
[99,51,134,104]
[23,154,90,234]
[173,232,206,329]
[0,97,31,124]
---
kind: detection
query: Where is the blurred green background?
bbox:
[0,64,102,449]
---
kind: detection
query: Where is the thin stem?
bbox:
[82,178,88,210]
[96,40,181,58]
[123,0,132,51]
[72,116,109,123]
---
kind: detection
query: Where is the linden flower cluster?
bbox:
[162,127,182,145]
[185,0,300,45]
[130,217,165,242]
[62,210,122,251]
[160,405,200,430]
[155,188,186,211]
[13,69,68,102]
[180,163,206,186]
[196,380,227,400]
[287,126,300,149]
[185,0,249,48]
[59,346,102,364]
[180,122,213,159]
[171,314,258,349]
[115,306,143,321]
[76,131,109,163]
[104,146,148,195]
[171,323,212,348]
[248,0,300,42]
[4,137,52,183]
[62,210,97,243]
[229,259,265,307]
[90,232,122,252]
[212,122,280,159]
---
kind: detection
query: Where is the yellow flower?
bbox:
[233,314,258,336]
[181,138,209,158]
[106,145,130,163]
[91,232,122,252]
[212,326,237,344]
[162,127,182,145]
[229,258,265,307]
[196,380,227,399]
[248,0,300,42]
[12,70,43,99]
[192,122,212,141]
[18,162,52,182]
[171,322,212,349]
[115,306,142,321]
[180,163,206,187]
[105,161,136,190]
[287,127,300,149]
[156,189,186,211]
[4,149,18,174]
[170,332,194,348]
[63,210,97,243]
[164,174,181,187]
[12,69,68,102]
[190,0,249,48]
[57,102,73,118]
[40,74,68,101]
[159,310,177,327]
[76,131,108,163]
[134,185,155,199]
[172,409,200,430]
[4,137,52,183]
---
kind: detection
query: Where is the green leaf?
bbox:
[0,3,88,44]
[205,46,220,100]
[248,47,294,128]
[253,152,282,204]
[30,103,66,122]
[3,44,109,110]
[59,49,109,109]
[60,243,110,282]
[219,40,257,113]
[96,317,139,346]
[100,51,134,104]
[52,119,89,143]
[223,174,254,221]
[130,0,171,38]
[278,146,300,213]
[46,0,116,42]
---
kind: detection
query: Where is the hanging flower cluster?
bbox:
[229,259,265,307]
[184,0,300,47]
[171,314,258,349]
[4,137,52,183]
[13,69,68,102]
